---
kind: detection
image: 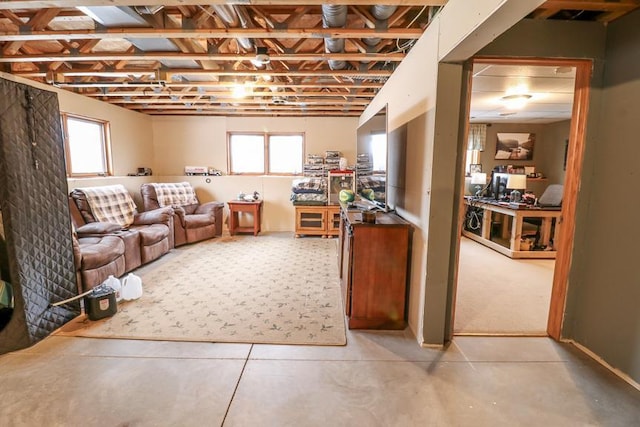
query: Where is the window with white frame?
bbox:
[228,132,304,175]
[61,113,111,177]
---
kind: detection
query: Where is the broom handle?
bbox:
[50,288,95,307]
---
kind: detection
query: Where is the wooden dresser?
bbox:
[338,207,412,329]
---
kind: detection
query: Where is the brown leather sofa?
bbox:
[68,186,174,291]
[141,182,223,247]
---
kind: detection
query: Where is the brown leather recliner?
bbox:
[69,186,173,268]
[71,232,125,293]
[141,182,223,247]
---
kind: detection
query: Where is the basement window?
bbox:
[228,132,304,175]
[61,113,112,177]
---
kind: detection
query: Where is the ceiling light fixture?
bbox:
[500,93,532,110]
[251,47,271,67]
[232,82,253,99]
[555,66,573,74]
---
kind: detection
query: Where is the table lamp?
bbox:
[470,172,487,196]
[506,174,527,202]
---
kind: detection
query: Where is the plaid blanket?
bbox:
[290,193,328,205]
[152,182,199,208]
[291,178,326,194]
[78,185,136,227]
[357,175,386,191]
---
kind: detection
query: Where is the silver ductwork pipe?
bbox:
[371,5,397,20]
[211,5,254,51]
[322,5,348,70]
[364,5,398,47]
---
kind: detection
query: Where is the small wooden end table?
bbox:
[228,200,263,236]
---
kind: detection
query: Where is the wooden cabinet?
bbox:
[294,205,340,238]
[326,206,341,235]
[339,207,411,329]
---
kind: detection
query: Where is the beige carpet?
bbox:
[454,237,555,335]
[56,233,347,346]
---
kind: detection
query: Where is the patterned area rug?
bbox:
[56,234,347,345]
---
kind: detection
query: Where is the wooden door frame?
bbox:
[451,57,593,341]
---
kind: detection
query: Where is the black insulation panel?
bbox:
[0,78,79,353]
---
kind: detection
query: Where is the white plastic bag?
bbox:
[121,273,143,301]
[104,275,122,302]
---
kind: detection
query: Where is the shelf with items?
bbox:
[292,155,350,238]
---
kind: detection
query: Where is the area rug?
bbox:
[55,233,347,346]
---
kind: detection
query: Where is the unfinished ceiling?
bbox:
[0,0,638,117]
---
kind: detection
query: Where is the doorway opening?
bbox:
[452,58,592,338]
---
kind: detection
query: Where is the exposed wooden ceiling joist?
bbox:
[88,91,377,98]
[1,0,637,117]
[0,52,405,63]
[18,68,393,78]
[0,1,448,10]
[0,27,423,42]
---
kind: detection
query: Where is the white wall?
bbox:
[150,116,358,231]
[151,116,357,176]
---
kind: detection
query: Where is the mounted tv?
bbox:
[356,105,388,210]
[355,104,407,212]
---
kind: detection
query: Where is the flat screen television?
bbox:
[355,104,407,212]
[356,105,388,210]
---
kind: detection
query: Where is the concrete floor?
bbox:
[1,331,639,426]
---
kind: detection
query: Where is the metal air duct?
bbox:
[211,5,254,52]
[322,5,348,70]
[364,5,398,47]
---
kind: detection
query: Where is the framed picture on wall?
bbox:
[469,164,482,174]
[494,133,535,160]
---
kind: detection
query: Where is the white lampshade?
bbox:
[470,172,487,185]
[506,174,527,190]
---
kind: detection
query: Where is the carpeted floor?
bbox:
[56,233,347,346]
[454,237,555,335]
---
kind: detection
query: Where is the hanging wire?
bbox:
[466,207,482,231]
[390,5,428,54]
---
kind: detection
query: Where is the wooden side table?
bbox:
[228,200,263,236]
